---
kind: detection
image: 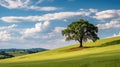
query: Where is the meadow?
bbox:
[0,36,120,67]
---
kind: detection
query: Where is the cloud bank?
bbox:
[0,10,95,23]
[0,0,60,11]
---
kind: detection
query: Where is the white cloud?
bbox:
[0,0,59,11]
[0,0,30,9]
[35,0,54,4]
[95,10,120,29]
[35,0,44,4]
[0,24,17,30]
[63,19,68,22]
[47,27,65,38]
[94,10,120,20]
[97,19,120,29]
[32,27,65,39]
[0,31,11,41]
[42,27,74,48]
[89,8,98,13]
[1,10,93,23]
[22,21,50,37]
[0,24,17,41]
[52,27,65,33]
[18,26,71,49]
[27,6,59,11]
[80,8,98,13]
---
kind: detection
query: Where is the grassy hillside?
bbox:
[0,36,120,67]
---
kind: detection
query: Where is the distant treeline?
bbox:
[0,48,48,59]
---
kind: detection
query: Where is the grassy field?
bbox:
[0,36,120,67]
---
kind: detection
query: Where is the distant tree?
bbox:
[62,19,99,47]
[0,51,14,59]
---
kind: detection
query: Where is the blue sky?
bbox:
[0,0,120,49]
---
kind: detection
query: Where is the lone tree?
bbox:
[62,19,99,47]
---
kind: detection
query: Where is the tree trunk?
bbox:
[79,40,83,48]
[79,37,83,48]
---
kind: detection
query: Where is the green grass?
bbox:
[0,36,120,67]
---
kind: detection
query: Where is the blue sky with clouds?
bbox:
[0,0,120,49]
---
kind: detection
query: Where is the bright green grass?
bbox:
[0,36,120,67]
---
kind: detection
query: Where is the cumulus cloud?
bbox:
[35,0,54,4]
[18,26,69,49]
[22,21,50,37]
[29,26,65,39]
[0,24,17,41]
[94,10,120,20]
[27,6,59,11]
[0,0,29,9]
[0,31,11,41]
[47,27,65,38]
[80,8,98,13]
[0,24,17,30]
[95,9,120,30]
[0,10,93,23]
[0,0,59,11]
[52,27,65,33]
[97,19,120,29]
[43,27,71,47]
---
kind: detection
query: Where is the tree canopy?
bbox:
[62,19,99,47]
